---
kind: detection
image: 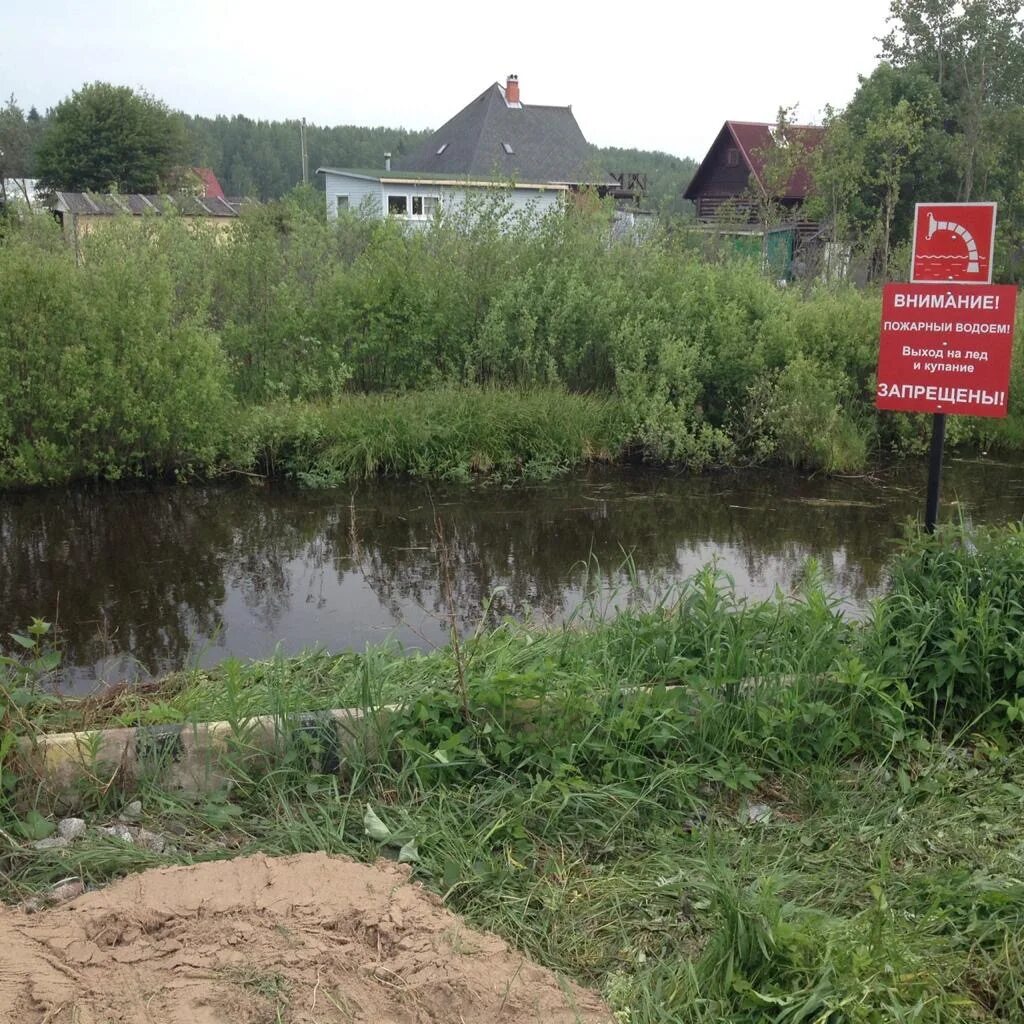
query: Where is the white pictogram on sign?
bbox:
[926,212,980,274]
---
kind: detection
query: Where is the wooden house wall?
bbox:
[696,135,752,197]
[689,131,816,229]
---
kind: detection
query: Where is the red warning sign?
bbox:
[876,283,1017,418]
[911,202,996,284]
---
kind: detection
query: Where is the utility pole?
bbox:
[300,119,309,186]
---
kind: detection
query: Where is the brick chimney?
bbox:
[505,74,520,106]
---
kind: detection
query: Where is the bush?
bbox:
[866,523,1024,724]
[0,218,235,484]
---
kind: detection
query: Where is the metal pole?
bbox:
[301,119,309,186]
[924,412,946,533]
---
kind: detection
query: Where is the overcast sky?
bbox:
[2,0,894,160]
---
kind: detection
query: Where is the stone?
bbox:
[49,879,86,904]
[32,835,70,851]
[120,800,143,821]
[57,818,87,842]
[99,824,135,844]
[742,802,772,825]
[134,828,166,854]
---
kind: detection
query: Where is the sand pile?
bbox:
[0,852,610,1023]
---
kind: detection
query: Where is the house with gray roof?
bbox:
[319,75,617,224]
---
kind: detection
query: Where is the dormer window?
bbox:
[436,143,449,155]
[501,142,515,155]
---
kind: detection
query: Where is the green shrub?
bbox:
[866,523,1024,724]
[0,218,235,484]
[4,199,1019,487]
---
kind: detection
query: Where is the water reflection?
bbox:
[1,461,1021,691]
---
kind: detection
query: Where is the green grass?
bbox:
[4,732,1021,1022]
[3,526,1024,1022]
[245,387,633,485]
[26,560,855,734]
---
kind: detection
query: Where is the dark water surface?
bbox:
[3,461,1023,692]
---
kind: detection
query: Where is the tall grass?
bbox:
[245,388,631,484]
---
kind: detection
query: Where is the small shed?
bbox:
[52,192,245,250]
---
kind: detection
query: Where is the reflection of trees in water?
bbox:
[347,479,897,631]
[2,461,1018,681]
[223,505,346,632]
[0,488,233,677]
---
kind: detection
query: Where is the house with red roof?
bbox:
[191,167,226,200]
[684,120,824,222]
[683,120,827,277]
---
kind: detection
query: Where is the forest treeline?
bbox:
[0,97,697,215]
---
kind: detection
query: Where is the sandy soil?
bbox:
[0,852,611,1023]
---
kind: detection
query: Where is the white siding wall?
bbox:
[323,173,382,219]
[324,171,564,225]
[422,185,563,224]
[504,188,563,217]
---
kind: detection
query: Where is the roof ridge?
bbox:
[726,118,823,130]
[465,84,504,177]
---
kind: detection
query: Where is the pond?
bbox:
[2,459,1022,692]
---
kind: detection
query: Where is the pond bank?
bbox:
[4,526,1024,1022]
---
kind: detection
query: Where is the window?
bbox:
[501,142,515,155]
[726,148,739,167]
[387,194,440,220]
[411,195,440,218]
[336,196,349,214]
[436,142,449,155]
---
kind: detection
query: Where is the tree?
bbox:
[0,96,33,203]
[752,105,816,226]
[35,82,188,193]
[880,0,1024,200]
[828,64,943,252]
[867,98,925,273]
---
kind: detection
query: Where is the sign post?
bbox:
[876,203,1014,532]
[924,413,946,534]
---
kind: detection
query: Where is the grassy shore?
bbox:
[248,388,633,485]
[3,525,1024,1021]
[4,199,1024,489]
